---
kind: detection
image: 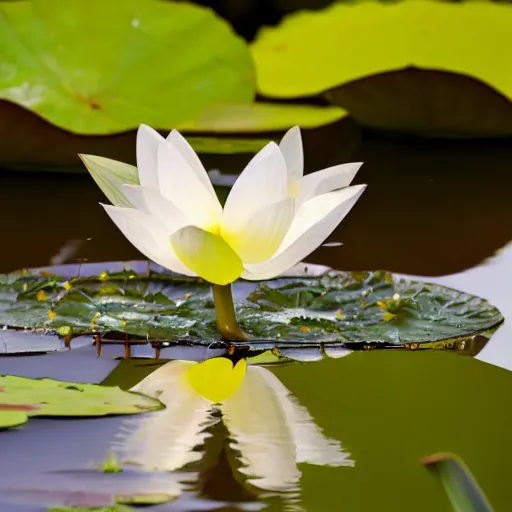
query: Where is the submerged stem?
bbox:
[212,283,249,341]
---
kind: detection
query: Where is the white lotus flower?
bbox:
[80,125,365,286]
[112,358,353,501]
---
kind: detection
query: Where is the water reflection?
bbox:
[113,357,353,507]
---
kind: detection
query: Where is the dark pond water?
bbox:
[0,121,511,511]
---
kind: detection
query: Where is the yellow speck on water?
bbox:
[299,325,311,333]
[48,311,56,321]
[99,272,109,281]
[383,312,397,322]
[37,290,48,301]
[183,293,193,300]
[336,309,343,320]
[128,274,136,279]
[376,301,387,309]
[63,281,72,290]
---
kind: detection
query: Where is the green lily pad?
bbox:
[251,0,512,136]
[0,410,27,430]
[0,374,163,429]
[178,102,347,132]
[0,261,502,354]
[0,0,254,134]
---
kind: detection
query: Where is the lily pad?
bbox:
[178,102,347,133]
[0,374,163,429]
[251,0,512,136]
[0,261,502,353]
[0,410,27,430]
[0,0,254,134]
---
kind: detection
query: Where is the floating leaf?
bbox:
[0,374,163,429]
[0,261,502,354]
[0,410,27,430]
[178,102,347,132]
[251,0,512,136]
[422,453,493,512]
[0,0,254,134]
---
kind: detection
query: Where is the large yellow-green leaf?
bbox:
[0,0,254,134]
[251,0,512,136]
[179,102,347,132]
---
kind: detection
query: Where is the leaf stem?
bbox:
[212,283,249,341]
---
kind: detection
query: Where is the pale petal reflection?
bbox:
[114,361,217,472]
[113,358,354,506]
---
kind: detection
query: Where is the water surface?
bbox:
[0,125,511,511]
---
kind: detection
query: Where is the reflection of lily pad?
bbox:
[1,469,181,509]
[0,0,253,134]
[0,375,163,430]
[0,261,502,353]
[49,508,133,512]
[251,0,512,136]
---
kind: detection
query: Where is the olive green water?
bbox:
[0,122,511,511]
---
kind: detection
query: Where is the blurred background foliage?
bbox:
[0,0,511,171]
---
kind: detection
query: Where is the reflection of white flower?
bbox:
[113,359,353,499]
[81,126,365,285]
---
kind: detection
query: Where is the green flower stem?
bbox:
[212,284,249,341]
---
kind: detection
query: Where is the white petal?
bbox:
[220,366,301,493]
[222,142,288,234]
[157,142,222,230]
[299,162,363,204]
[255,367,354,467]
[279,125,303,183]
[122,184,191,233]
[166,129,217,197]
[136,124,164,189]
[114,361,218,472]
[242,185,366,280]
[170,226,243,285]
[222,198,295,264]
[102,204,195,276]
